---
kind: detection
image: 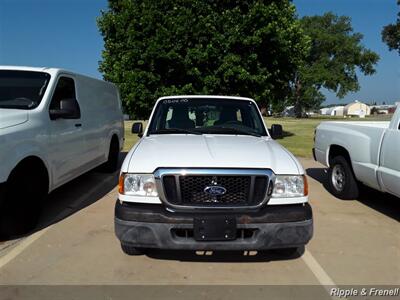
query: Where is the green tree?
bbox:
[382,0,400,54]
[291,13,379,117]
[97,0,309,119]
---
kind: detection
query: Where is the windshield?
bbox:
[0,70,51,110]
[148,98,267,136]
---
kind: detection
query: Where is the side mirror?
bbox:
[49,98,80,120]
[132,122,143,137]
[270,124,283,139]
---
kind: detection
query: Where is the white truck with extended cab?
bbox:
[0,66,124,238]
[313,104,400,199]
[116,95,313,255]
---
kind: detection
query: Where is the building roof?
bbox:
[344,101,369,109]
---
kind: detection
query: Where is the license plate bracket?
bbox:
[194,217,237,241]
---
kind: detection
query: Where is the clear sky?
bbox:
[0,0,399,105]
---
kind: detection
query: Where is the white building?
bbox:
[319,107,330,115]
[327,106,344,116]
[344,101,371,118]
[282,106,295,117]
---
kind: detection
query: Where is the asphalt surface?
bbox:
[0,157,399,299]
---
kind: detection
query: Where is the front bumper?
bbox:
[115,202,313,251]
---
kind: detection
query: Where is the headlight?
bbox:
[272,175,308,198]
[119,173,158,197]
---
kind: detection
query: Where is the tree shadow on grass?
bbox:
[282,130,294,138]
[271,130,294,139]
[306,167,400,222]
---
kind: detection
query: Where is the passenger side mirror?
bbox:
[132,122,143,137]
[49,98,80,120]
[270,124,283,139]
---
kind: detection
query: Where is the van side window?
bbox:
[49,77,76,110]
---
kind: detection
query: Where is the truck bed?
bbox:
[322,121,390,129]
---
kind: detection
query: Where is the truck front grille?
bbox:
[180,175,251,205]
[156,169,273,210]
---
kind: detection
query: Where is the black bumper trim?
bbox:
[115,202,312,224]
[114,202,313,251]
[115,218,313,251]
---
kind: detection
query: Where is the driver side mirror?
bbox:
[132,122,143,137]
[49,98,80,120]
[270,124,283,139]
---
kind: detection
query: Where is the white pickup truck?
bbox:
[313,104,400,199]
[115,95,313,255]
[0,66,124,239]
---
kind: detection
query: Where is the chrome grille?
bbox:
[155,169,274,210]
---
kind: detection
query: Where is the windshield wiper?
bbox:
[0,104,31,109]
[0,98,36,109]
[152,128,202,135]
[206,126,261,137]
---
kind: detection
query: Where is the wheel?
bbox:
[101,138,120,173]
[0,183,6,214]
[0,163,47,240]
[328,156,359,200]
[121,243,145,256]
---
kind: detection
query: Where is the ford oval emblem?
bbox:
[204,185,227,196]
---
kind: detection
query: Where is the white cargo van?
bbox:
[0,66,124,238]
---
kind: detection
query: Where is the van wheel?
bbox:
[0,184,6,219]
[0,163,47,240]
[328,156,359,200]
[102,138,119,173]
[120,243,145,256]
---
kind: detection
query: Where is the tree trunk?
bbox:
[257,100,269,117]
[294,78,303,118]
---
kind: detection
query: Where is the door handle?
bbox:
[75,123,82,128]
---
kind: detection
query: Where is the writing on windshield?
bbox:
[148,98,267,136]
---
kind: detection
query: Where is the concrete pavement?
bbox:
[0,158,398,296]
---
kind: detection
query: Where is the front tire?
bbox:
[328,156,359,200]
[0,165,47,240]
[102,138,120,173]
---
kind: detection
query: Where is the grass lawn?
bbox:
[123,120,145,152]
[264,117,322,158]
[123,114,392,158]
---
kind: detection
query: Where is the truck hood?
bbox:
[124,134,302,174]
[0,109,29,129]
